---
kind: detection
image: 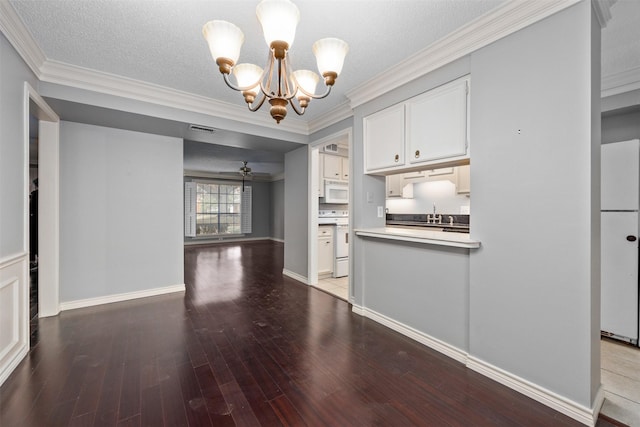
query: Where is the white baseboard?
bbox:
[0,345,28,388]
[184,236,271,246]
[354,305,468,364]
[467,356,602,426]
[282,269,308,285]
[59,284,186,311]
[352,304,600,426]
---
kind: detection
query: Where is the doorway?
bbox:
[28,114,38,345]
[24,84,60,322]
[307,128,352,302]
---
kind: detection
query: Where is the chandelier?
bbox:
[202,0,349,124]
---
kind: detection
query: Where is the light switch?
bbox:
[377,206,384,218]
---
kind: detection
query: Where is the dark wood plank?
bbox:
[140,384,163,427]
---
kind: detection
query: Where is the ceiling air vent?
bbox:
[189,124,216,134]
[324,143,338,153]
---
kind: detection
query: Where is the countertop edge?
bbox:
[355,228,481,249]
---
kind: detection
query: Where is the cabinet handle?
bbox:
[394,154,399,162]
[415,150,420,158]
[627,235,637,242]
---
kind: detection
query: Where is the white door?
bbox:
[601,140,639,211]
[601,211,639,342]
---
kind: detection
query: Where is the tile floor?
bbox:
[600,338,640,426]
[315,276,349,301]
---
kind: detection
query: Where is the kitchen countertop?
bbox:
[355,227,480,249]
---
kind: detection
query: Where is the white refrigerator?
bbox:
[601,139,640,346]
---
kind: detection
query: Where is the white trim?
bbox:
[0,252,28,269]
[345,0,582,109]
[591,0,616,29]
[601,66,640,98]
[351,304,366,316]
[0,0,46,77]
[307,128,353,289]
[282,269,309,285]
[0,253,28,388]
[25,83,61,319]
[39,60,309,135]
[355,305,468,364]
[270,237,284,243]
[59,284,185,312]
[308,101,354,134]
[467,356,603,426]
[183,236,272,246]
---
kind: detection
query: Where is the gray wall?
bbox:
[284,145,308,277]
[0,33,38,257]
[468,1,598,406]
[602,110,640,144]
[59,121,184,302]
[351,1,599,410]
[270,179,284,240]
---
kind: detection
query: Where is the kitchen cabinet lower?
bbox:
[318,225,334,277]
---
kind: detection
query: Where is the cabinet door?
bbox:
[318,237,334,274]
[364,104,405,172]
[386,174,404,197]
[406,78,468,164]
[341,157,349,181]
[456,165,470,194]
[323,154,342,180]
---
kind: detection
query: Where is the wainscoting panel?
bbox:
[0,252,28,387]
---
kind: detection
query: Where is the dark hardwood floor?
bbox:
[0,241,621,426]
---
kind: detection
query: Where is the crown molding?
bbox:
[592,0,616,28]
[39,60,309,135]
[602,66,640,98]
[0,0,45,76]
[345,0,582,109]
[308,100,353,134]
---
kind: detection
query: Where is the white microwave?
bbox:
[322,180,349,204]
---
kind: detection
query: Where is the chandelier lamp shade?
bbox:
[202,0,349,123]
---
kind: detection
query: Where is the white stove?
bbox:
[318,210,349,225]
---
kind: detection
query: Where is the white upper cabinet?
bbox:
[323,154,343,179]
[321,154,349,182]
[406,78,468,164]
[364,76,469,174]
[363,103,405,172]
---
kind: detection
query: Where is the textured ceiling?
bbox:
[10,0,640,175]
[10,0,506,122]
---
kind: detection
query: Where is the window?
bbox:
[184,181,251,237]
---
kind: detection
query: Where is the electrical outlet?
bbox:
[377,206,384,218]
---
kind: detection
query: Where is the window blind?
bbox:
[184,182,196,237]
[241,185,252,234]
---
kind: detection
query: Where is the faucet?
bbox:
[427,203,442,224]
[448,216,454,226]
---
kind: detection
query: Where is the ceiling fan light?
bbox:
[313,37,349,79]
[291,69,319,98]
[202,20,245,70]
[256,0,300,48]
[233,63,263,95]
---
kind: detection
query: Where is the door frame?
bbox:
[24,83,60,318]
[307,128,352,295]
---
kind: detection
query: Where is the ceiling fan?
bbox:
[239,161,251,191]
